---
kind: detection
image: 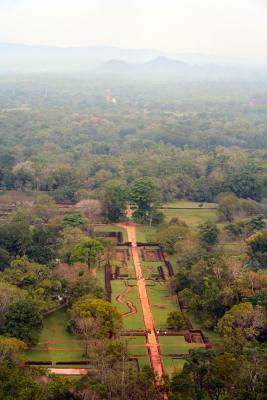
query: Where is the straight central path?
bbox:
[118,222,164,380]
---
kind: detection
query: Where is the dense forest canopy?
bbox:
[0,75,266,399]
[0,0,267,395]
[0,77,266,203]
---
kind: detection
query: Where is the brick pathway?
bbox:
[118,222,164,380]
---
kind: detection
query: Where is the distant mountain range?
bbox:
[97,57,192,74]
[96,56,267,80]
[0,44,166,72]
[0,43,266,79]
[96,56,229,74]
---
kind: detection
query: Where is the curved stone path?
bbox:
[116,286,137,316]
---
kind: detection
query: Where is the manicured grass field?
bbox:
[159,336,205,355]
[127,336,147,356]
[147,283,178,329]
[162,200,217,209]
[96,263,106,290]
[161,208,217,227]
[111,280,145,330]
[127,336,151,368]
[136,225,157,242]
[127,336,150,367]
[158,200,217,229]
[163,357,185,375]
[136,202,217,240]
[26,309,86,362]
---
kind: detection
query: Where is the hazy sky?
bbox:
[0,0,267,62]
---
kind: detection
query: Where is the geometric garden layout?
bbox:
[108,222,211,377]
[27,222,211,377]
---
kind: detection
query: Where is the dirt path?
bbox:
[116,286,137,316]
[118,222,164,380]
[48,368,88,375]
[91,268,97,278]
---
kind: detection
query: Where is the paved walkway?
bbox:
[118,222,164,380]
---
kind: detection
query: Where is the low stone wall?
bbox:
[105,261,112,302]
[118,330,150,336]
[136,242,160,247]
[94,231,123,243]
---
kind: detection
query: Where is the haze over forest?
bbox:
[0,1,267,399]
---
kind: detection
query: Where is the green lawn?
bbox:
[26,307,149,367]
[160,334,205,376]
[136,201,218,240]
[127,336,150,368]
[215,242,245,257]
[161,208,217,227]
[161,200,217,209]
[163,357,185,376]
[136,225,157,242]
[96,263,106,290]
[127,336,147,355]
[26,309,86,362]
[111,280,145,330]
[159,336,205,355]
[147,283,178,329]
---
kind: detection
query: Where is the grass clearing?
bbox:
[159,336,205,355]
[111,280,145,330]
[163,357,185,375]
[127,336,150,368]
[161,200,217,209]
[158,200,217,229]
[26,309,86,362]
[147,283,178,329]
[96,263,106,290]
[136,225,157,242]
[161,208,217,227]
[127,337,148,355]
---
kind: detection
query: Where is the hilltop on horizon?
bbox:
[0,43,266,76]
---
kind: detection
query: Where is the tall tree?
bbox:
[0,336,27,363]
[70,239,104,269]
[130,177,161,224]
[199,221,219,247]
[102,181,128,222]
[4,300,43,345]
[70,295,122,339]
[217,302,267,354]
